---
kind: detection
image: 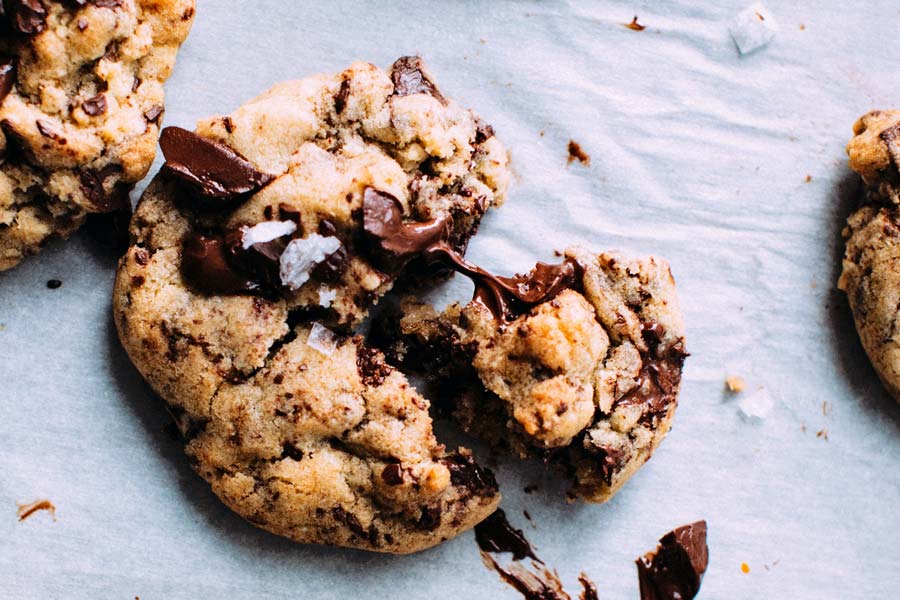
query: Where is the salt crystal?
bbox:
[241,220,296,249]
[738,387,774,420]
[730,3,778,55]
[279,234,341,291]
[307,322,338,356]
[318,286,337,308]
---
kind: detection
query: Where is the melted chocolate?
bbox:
[180,232,258,294]
[159,126,274,199]
[636,521,709,600]
[475,509,539,562]
[616,322,688,417]
[362,187,451,268]
[390,56,446,105]
[0,57,15,103]
[5,0,47,35]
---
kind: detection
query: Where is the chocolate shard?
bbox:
[616,322,688,418]
[390,56,446,105]
[159,126,275,200]
[81,93,107,116]
[5,0,47,35]
[474,509,539,562]
[362,186,451,268]
[0,57,15,103]
[636,520,709,600]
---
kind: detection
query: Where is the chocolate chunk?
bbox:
[36,119,64,142]
[82,93,107,116]
[616,323,688,418]
[334,78,350,114]
[416,505,442,531]
[636,521,709,600]
[0,58,15,103]
[362,187,452,268]
[444,453,498,494]
[5,0,47,35]
[380,463,404,486]
[281,443,304,461]
[475,509,539,562]
[159,126,274,200]
[144,104,163,123]
[79,165,129,211]
[180,233,257,294]
[390,56,446,105]
[356,346,392,387]
[474,117,495,145]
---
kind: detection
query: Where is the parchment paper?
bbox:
[2,1,899,598]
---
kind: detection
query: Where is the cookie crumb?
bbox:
[567,140,591,166]
[821,401,829,416]
[725,376,746,393]
[623,16,646,31]
[804,174,812,183]
[799,24,805,30]
[46,279,62,289]
[741,562,750,574]
[16,499,56,522]
[816,428,829,441]
[522,509,532,522]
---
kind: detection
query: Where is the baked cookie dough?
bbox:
[383,247,687,502]
[840,109,900,401]
[114,57,508,553]
[0,0,195,270]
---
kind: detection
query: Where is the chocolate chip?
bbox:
[144,104,163,124]
[36,119,64,142]
[222,116,234,134]
[637,521,709,600]
[0,58,15,103]
[159,126,274,200]
[380,463,404,486]
[390,56,446,105]
[444,453,498,494]
[334,78,350,114]
[474,117,495,145]
[5,0,47,35]
[82,93,107,116]
[46,279,61,289]
[180,233,257,294]
[416,505,442,531]
[281,443,304,461]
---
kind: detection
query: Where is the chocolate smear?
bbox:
[0,57,15,103]
[636,520,709,600]
[362,186,451,268]
[476,508,599,600]
[390,56,446,105]
[159,126,274,200]
[5,0,47,35]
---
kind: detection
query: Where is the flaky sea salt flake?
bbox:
[318,286,337,308]
[279,234,342,291]
[241,220,297,249]
[738,387,774,420]
[730,3,778,55]
[307,322,338,356]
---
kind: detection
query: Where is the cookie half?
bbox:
[384,247,687,502]
[113,58,508,552]
[0,0,195,270]
[840,109,900,401]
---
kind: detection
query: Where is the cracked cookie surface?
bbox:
[840,109,900,401]
[113,57,507,553]
[386,247,686,502]
[0,0,194,270]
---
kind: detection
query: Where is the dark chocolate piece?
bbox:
[380,463,404,486]
[81,93,107,116]
[637,520,709,600]
[616,322,688,418]
[578,574,599,600]
[159,126,274,200]
[362,186,451,268]
[5,0,47,35]
[443,453,498,494]
[0,57,15,103]
[390,56,446,105]
[36,119,64,142]
[79,165,129,211]
[475,509,539,562]
[144,104,163,123]
[334,78,350,114]
[180,232,258,294]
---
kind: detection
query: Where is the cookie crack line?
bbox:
[0,0,195,271]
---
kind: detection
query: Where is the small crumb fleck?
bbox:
[16,499,56,522]
[623,15,646,31]
[524,484,539,494]
[725,376,746,393]
[801,423,807,432]
[523,509,532,522]
[799,23,805,30]
[804,174,812,183]
[479,38,486,44]
[539,130,545,137]
[816,428,829,441]
[741,562,750,574]
[822,401,829,416]
[0,324,5,331]
[567,140,591,166]
[46,279,62,289]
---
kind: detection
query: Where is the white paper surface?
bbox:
[2,1,899,598]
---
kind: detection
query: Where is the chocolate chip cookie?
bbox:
[384,247,687,502]
[840,109,900,401]
[113,57,509,552]
[0,0,195,271]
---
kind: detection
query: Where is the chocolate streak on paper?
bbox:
[475,509,599,600]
